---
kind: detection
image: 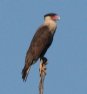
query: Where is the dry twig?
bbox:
[39,58,47,94]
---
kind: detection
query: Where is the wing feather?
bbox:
[26,25,53,62]
[22,25,53,80]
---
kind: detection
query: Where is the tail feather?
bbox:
[22,53,33,81]
[22,64,31,81]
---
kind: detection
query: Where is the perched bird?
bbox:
[22,13,60,81]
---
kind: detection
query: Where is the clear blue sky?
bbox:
[0,0,87,94]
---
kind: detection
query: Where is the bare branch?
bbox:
[39,58,47,94]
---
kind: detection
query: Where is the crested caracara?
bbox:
[22,13,60,81]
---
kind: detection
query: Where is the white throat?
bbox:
[44,18,57,34]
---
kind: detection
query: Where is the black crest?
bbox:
[44,13,57,18]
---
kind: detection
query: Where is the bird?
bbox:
[22,13,60,81]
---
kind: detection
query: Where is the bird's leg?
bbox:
[39,57,48,94]
[39,57,48,77]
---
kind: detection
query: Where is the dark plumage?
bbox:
[22,26,54,80]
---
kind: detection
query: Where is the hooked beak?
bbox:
[57,15,60,20]
[55,15,60,21]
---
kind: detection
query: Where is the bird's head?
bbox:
[44,13,60,32]
[44,13,60,22]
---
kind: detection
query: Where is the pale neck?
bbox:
[44,19,57,34]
